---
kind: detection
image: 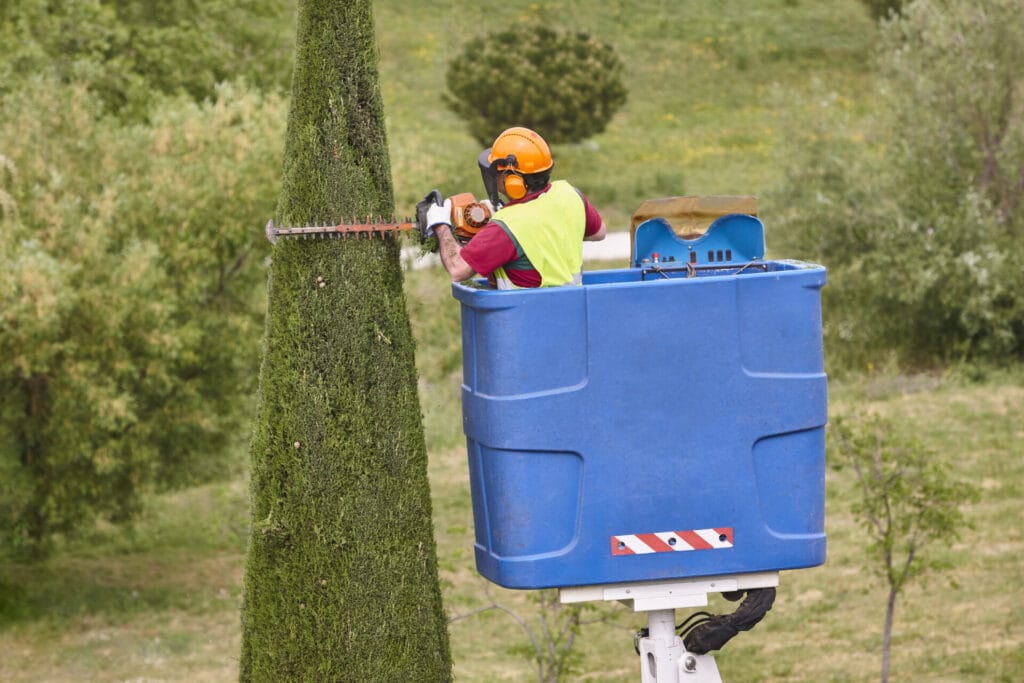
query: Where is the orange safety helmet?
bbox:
[478,127,554,204]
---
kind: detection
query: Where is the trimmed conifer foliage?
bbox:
[239,1,452,680]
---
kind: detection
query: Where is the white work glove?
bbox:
[424,198,453,238]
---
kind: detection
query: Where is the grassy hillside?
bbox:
[3,1,1021,682]
[376,0,876,229]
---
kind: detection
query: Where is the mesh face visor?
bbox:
[478,147,517,208]
[478,148,499,207]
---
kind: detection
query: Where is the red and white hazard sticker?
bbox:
[611,528,734,556]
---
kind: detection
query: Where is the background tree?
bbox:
[0,78,283,556]
[772,0,1024,371]
[452,584,592,683]
[238,0,452,680]
[830,413,979,683]
[0,0,294,120]
[444,24,627,146]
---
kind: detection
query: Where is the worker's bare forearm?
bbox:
[435,225,477,282]
[584,221,607,242]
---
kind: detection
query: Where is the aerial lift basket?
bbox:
[453,196,827,590]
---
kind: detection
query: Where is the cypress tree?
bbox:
[239,1,452,680]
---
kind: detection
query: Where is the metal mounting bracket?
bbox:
[559,572,779,682]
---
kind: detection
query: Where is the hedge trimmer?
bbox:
[264,191,492,244]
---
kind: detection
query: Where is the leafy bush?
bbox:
[0,0,293,558]
[0,79,285,556]
[0,0,294,120]
[444,24,627,146]
[771,0,1024,372]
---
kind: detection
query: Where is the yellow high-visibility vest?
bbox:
[491,180,586,289]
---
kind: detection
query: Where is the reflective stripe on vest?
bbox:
[491,180,586,289]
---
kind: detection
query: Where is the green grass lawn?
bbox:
[4,1,1022,681]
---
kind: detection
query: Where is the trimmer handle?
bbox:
[415,189,445,236]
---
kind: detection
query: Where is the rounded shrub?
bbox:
[444,24,627,147]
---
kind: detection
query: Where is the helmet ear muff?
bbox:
[502,171,527,200]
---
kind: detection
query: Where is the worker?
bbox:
[423,126,606,289]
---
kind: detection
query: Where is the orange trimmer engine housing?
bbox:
[449,192,493,243]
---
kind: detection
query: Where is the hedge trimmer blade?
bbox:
[265,217,415,244]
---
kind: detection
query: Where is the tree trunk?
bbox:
[21,373,50,554]
[239,1,452,680]
[881,587,897,683]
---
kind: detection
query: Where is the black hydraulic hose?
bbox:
[682,587,776,654]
